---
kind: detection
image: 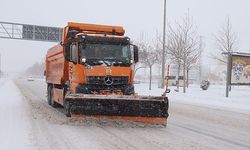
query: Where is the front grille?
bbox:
[86,76,128,85]
[76,76,130,94]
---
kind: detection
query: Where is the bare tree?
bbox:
[165,25,183,91]
[24,62,45,78]
[212,18,237,63]
[186,36,203,87]
[137,35,159,90]
[179,14,200,93]
[166,13,200,93]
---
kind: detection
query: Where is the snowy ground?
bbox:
[0,77,250,150]
[135,83,250,115]
[0,78,34,149]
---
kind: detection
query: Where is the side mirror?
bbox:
[67,30,79,39]
[77,35,86,43]
[133,45,139,63]
[64,43,71,61]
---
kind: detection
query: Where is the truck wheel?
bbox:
[51,98,58,108]
[47,84,52,105]
[64,101,71,117]
[48,84,58,108]
[50,86,58,108]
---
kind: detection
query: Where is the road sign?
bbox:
[0,21,63,42]
[231,54,250,85]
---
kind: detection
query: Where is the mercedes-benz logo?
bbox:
[104,76,113,85]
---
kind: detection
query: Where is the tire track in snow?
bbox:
[171,101,250,117]
[169,122,250,150]
[15,79,250,150]
[15,79,150,150]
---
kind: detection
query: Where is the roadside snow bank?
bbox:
[0,79,34,150]
[0,77,7,87]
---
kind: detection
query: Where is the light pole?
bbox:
[0,53,1,78]
[161,0,167,88]
[222,52,232,98]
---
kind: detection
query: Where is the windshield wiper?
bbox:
[103,60,111,66]
[110,59,130,66]
[85,59,103,66]
[85,58,130,66]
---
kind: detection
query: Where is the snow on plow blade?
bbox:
[65,94,169,124]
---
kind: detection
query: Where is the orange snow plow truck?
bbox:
[45,22,169,125]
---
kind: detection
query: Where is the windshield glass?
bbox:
[79,43,131,61]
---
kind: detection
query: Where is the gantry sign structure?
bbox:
[0,21,63,77]
[0,21,63,42]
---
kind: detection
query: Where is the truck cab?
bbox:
[64,32,139,95]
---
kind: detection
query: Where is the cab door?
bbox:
[69,43,79,93]
[68,43,85,93]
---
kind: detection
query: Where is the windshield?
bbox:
[79,43,131,65]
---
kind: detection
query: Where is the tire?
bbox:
[63,86,71,117]
[51,97,58,108]
[47,84,52,105]
[50,85,58,108]
[64,101,71,117]
[48,84,58,108]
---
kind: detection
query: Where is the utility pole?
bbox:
[222,52,232,98]
[161,0,167,88]
[198,36,203,83]
[225,53,232,97]
[0,53,1,78]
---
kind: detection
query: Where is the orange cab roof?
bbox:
[62,22,125,43]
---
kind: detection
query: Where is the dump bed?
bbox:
[46,44,68,85]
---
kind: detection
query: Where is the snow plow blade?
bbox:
[65,94,169,124]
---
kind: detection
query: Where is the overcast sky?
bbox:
[0,0,250,72]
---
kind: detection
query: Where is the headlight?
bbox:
[81,58,86,63]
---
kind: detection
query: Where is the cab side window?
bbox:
[70,44,77,64]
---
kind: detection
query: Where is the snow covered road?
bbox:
[0,78,250,150]
[0,79,34,149]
